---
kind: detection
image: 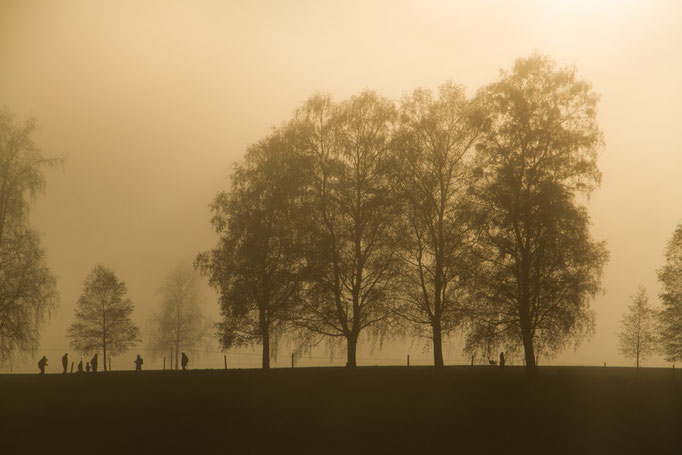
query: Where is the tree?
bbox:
[658,221,682,361]
[67,265,140,371]
[392,82,482,367]
[617,286,657,368]
[148,264,212,369]
[466,53,609,371]
[196,129,308,369]
[293,91,404,367]
[0,109,61,368]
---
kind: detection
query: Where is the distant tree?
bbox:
[0,109,61,368]
[67,265,140,371]
[392,82,483,367]
[618,287,657,368]
[658,221,682,362]
[196,129,309,369]
[292,92,404,367]
[466,53,609,371]
[148,264,212,370]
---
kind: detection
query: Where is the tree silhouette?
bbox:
[68,265,140,371]
[196,129,309,369]
[617,287,657,368]
[292,92,404,367]
[148,264,212,369]
[0,109,61,368]
[392,82,482,367]
[657,221,682,362]
[465,53,609,371]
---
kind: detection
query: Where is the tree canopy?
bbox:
[658,221,682,362]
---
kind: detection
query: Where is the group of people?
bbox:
[38,352,190,373]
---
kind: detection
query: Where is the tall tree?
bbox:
[617,287,657,368]
[657,221,682,361]
[68,265,140,371]
[196,129,308,369]
[0,109,61,368]
[393,82,482,367]
[148,264,212,369]
[466,53,609,371]
[293,91,403,367]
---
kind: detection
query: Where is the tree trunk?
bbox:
[260,308,270,370]
[103,342,107,372]
[519,298,536,373]
[432,322,444,368]
[346,332,358,368]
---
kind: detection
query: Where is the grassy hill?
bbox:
[2,366,681,454]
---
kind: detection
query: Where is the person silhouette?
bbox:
[62,353,68,374]
[499,352,505,367]
[134,354,143,371]
[181,352,189,371]
[38,356,48,374]
[77,359,83,373]
[86,362,90,373]
[91,353,98,373]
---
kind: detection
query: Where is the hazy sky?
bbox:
[1,0,681,372]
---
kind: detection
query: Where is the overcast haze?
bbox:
[1,0,681,372]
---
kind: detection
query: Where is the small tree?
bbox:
[148,264,212,369]
[68,265,140,371]
[617,287,657,368]
[0,109,61,368]
[658,221,682,361]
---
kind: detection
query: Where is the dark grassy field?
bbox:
[2,365,681,454]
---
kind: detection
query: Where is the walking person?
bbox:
[499,352,505,368]
[134,354,143,371]
[62,353,68,374]
[38,356,48,374]
[181,352,189,371]
[91,353,98,373]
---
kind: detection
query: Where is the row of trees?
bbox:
[66,264,211,371]
[197,53,610,372]
[619,222,682,368]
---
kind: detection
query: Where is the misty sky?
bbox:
[1,0,681,372]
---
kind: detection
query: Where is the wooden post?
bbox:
[407,355,410,367]
[471,355,474,366]
[224,355,227,370]
[170,348,173,370]
[70,362,74,373]
[163,357,166,370]
[673,364,675,378]
[291,353,294,368]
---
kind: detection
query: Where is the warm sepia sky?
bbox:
[1,0,681,372]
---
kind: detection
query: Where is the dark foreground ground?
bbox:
[1,365,681,454]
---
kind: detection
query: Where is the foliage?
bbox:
[465,53,608,369]
[658,222,682,361]
[68,265,140,371]
[617,286,657,367]
[0,109,61,368]
[148,264,212,369]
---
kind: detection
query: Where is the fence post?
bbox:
[673,364,675,378]
[163,357,165,370]
[224,355,227,370]
[109,358,111,372]
[407,355,410,367]
[291,353,294,368]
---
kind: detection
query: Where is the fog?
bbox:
[1,0,681,372]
